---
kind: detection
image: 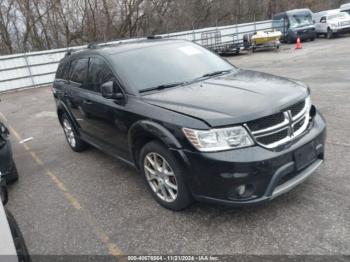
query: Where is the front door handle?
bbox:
[83,100,93,105]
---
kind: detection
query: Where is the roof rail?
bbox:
[65,38,143,57]
[87,42,98,49]
[65,49,74,57]
[147,35,162,40]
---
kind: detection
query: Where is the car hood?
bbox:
[142,69,309,127]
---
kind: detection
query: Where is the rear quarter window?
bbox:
[69,58,89,84]
[56,60,69,80]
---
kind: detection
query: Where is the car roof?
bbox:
[67,39,186,60]
[314,9,344,17]
[274,8,312,17]
[341,3,350,9]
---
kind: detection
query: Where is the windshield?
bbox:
[328,13,349,20]
[289,13,313,28]
[111,42,235,92]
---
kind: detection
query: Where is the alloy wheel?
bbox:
[63,119,76,148]
[143,152,178,202]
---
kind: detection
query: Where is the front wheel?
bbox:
[140,141,193,211]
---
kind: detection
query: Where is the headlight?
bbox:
[182,126,254,152]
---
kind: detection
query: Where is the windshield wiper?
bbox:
[139,82,185,93]
[200,69,232,78]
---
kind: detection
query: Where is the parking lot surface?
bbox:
[0,37,350,256]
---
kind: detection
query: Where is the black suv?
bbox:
[53,39,326,210]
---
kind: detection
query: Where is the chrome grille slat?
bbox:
[247,112,285,132]
[246,98,311,149]
[251,118,289,136]
[254,125,289,138]
[256,129,289,145]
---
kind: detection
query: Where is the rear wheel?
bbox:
[140,141,193,211]
[61,114,88,152]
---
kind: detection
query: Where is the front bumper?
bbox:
[173,112,326,206]
[290,29,316,41]
[332,26,350,33]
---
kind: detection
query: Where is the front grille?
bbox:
[247,98,310,149]
[289,100,305,117]
[256,129,288,145]
[293,117,305,133]
[247,113,284,132]
[298,29,314,34]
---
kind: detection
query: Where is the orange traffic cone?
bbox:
[295,37,302,49]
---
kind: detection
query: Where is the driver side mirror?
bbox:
[101,81,125,102]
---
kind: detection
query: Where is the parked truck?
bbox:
[313,9,350,39]
[272,9,316,43]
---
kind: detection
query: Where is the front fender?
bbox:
[128,120,184,167]
[128,120,182,150]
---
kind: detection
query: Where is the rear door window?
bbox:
[69,58,89,85]
[87,57,116,93]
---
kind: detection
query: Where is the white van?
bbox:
[313,9,350,38]
[340,3,350,15]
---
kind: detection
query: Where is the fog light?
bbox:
[227,184,255,200]
[236,185,246,196]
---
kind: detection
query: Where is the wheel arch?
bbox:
[56,101,80,134]
[128,120,182,168]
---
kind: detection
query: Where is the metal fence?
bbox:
[0,20,275,93]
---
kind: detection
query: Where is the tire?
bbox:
[243,34,250,49]
[61,114,88,152]
[139,141,193,211]
[6,162,19,184]
[327,28,333,39]
[235,48,240,55]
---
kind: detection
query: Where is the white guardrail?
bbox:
[0,20,274,92]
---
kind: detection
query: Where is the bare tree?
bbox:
[0,0,347,54]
